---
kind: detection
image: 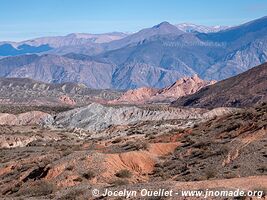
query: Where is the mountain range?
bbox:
[0,23,227,56]
[0,32,128,56]
[0,16,267,89]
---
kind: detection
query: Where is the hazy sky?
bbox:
[1,0,267,41]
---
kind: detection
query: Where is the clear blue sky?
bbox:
[1,0,267,41]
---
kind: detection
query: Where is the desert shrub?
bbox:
[232,165,240,169]
[71,145,82,151]
[156,171,169,180]
[123,141,150,151]
[111,179,129,186]
[2,183,21,195]
[73,177,83,182]
[189,149,206,159]
[224,123,241,132]
[193,123,199,128]
[61,188,85,200]
[252,187,266,198]
[154,163,163,168]
[61,148,73,157]
[233,195,246,200]
[66,165,74,171]
[79,156,87,161]
[192,141,211,149]
[224,172,238,179]
[137,141,150,150]
[257,166,267,173]
[18,180,54,197]
[213,146,230,156]
[115,169,132,178]
[112,137,123,144]
[146,134,156,140]
[82,170,95,180]
[205,168,217,180]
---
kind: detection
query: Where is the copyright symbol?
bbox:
[92,189,100,197]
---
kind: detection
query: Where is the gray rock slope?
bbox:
[54,103,237,132]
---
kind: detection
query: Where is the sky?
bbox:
[0,0,267,41]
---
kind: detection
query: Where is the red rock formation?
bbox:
[110,87,159,104]
[59,95,76,105]
[159,74,215,98]
[110,75,215,104]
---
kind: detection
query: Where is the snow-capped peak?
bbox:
[175,23,230,33]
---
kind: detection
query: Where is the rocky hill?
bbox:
[0,103,265,199]
[111,75,215,104]
[172,62,267,108]
[110,87,159,104]
[152,103,267,182]
[54,103,237,134]
[0,54,116,89]
[0,77,121,107]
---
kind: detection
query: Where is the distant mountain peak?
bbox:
[66,32,128,39]
[147,21,183,35]
[153,21,172,28]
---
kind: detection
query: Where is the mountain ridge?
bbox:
[110,75,215,104]
[175,23,230,33]
[0,16,267,89]
[171,62,267,108]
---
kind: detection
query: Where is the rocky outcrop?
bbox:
[110,87,159,104]
[54,103,237,133]
[58,95,76,105]
[110,75,215,104]
[158,75,216,99]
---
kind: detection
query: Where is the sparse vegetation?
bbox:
[111,179,129,186]
[82,170,95,180]
[115,169,132,178]
[112,137,123,144]
[205,168,217,180]
[18,180,54,197]
[122,140,150,151]
[61,189,85,200]
[0,94,266,200]
[66,165,74,171]
[252,187,266,198]
[73,177,83,182]
[224,172,238,179]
